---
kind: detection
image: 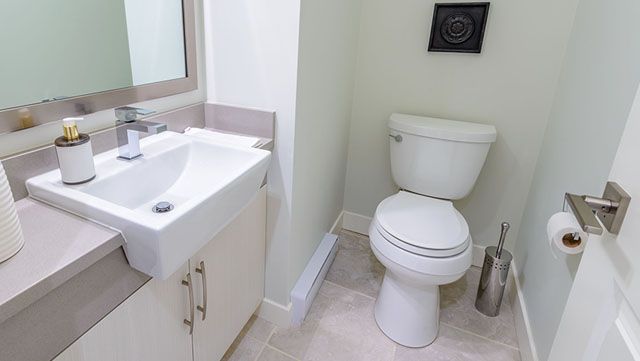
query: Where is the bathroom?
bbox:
[1,0,639,360]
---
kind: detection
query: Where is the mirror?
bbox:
[0,0,196,134]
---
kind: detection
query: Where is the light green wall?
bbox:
[514,0,640,358]
[0,0,133,109]
[342,0,578,250]
[289,0,363,294]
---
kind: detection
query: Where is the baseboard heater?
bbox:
[290,233,339,326]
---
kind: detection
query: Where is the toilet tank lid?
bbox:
[389,113,497,143]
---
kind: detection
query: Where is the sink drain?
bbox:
[152,201,174,213]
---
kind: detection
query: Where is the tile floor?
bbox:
[222,230,521,361]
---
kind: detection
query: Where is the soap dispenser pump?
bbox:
[54,117,96,184]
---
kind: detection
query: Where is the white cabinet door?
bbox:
[549,86,640,360]
[192,187,267,361]
[54,263,194,361]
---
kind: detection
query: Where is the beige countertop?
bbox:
[0,198,124,324]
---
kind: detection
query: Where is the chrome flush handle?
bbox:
[389,134,403,142]
[195,261,208,321]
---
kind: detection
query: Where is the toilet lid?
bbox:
[374,191,470,257]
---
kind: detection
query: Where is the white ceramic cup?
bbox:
[0,161,24,263]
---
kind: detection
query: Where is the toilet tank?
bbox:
[389,113,496,200]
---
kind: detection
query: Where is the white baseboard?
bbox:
[509,261,539,361]
[342,211,372,235]
[472,244,486,268]
[290,233,339,326]
[256,298,292,329]
[329,211,344,235]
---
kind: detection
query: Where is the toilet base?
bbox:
[374,270,439,347]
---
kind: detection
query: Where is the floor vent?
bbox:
[290,233,339,326]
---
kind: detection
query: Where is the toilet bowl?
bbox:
[371,113,496,347]
[369,191,472,347]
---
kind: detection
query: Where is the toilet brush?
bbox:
[475,222,512,317]
[495,222,509,259]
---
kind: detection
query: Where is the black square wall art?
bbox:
[428,2,490,53]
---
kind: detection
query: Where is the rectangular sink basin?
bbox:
[26,131,271,279]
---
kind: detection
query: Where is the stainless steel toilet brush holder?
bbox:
[475,222,512,317]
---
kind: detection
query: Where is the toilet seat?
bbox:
[374,191,470,258]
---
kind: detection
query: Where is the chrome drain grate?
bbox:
[152,201,174,213]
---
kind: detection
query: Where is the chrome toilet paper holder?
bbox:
[564,181,631,235]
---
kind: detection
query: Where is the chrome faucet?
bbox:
[115,106,167,160]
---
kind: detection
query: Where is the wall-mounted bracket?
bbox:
[564,181,631,235]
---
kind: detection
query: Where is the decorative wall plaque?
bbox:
[428,3,490,53]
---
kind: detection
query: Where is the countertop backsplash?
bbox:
[2,102,274,201]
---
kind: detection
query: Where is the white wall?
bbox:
[289,0,362,295]
[0,0,207,158]
[204,0,363,310]
[513,0,640,358]
[203,0,301,306]
[124,0,186,85]
[342,0,579,250]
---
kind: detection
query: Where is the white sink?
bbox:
[26,131,271,279]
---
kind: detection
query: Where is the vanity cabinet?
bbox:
[53,262,193,361]
[191,185,266,361]
[53,186,267,361]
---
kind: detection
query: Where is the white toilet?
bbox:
[370,113,496,347]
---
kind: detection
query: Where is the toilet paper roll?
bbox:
[546,212,588,259]
[0,161,24,263]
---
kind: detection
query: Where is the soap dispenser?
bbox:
[54,117,96,184]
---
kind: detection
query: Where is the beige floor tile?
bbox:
[241,315,276,342]
[222,332,264,361]
[268,292,330,359]
[325,230,385,298]
[269,281,395,361]
[303,282,396,361]
[257,346,297,361]
[440,267,519,347]
[303,326,394,361]
[394,325,521,361]
[258,230,521,361]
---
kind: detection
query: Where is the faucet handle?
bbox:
[115,106,156,122]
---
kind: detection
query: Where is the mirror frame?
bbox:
[0,0,197,134]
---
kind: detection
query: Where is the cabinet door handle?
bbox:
[182,273,195,335]
[195,261,208,321]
